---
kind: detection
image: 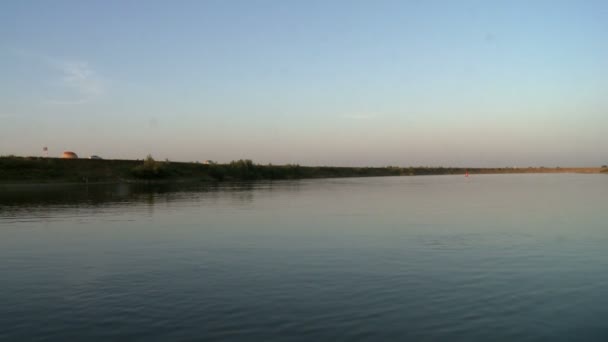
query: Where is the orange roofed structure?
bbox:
[61,151,78,159]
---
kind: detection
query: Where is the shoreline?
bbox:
[1,156,604,185]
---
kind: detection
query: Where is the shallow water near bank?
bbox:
[1,174,608,341]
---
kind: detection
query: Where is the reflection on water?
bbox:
[0,182,266,206]
[0,181,303,222]
[1,175,608,341]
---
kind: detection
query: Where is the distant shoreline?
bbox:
[0,156,605,185]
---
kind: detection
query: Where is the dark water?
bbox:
[1,174,608,341]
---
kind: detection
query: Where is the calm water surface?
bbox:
[1,174,607,341]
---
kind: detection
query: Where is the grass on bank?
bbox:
[0,155,605,184]
[0,155,460,183]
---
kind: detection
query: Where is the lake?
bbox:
[1,174,607,341]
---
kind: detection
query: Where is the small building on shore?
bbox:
[61,151,78,159]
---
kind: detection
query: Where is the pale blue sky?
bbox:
[1,0,607,166]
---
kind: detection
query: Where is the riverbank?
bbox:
[0,156,604,184]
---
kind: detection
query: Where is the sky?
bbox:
[1,0,607,167]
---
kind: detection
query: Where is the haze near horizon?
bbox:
[1,1,607,167]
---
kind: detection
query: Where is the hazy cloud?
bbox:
[7,48,105,105]
[341,113,378,120]
[148,117,159,128]
[48,61,104,105]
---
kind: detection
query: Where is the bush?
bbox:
[131,155,170,179]
[227,159,258,180]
